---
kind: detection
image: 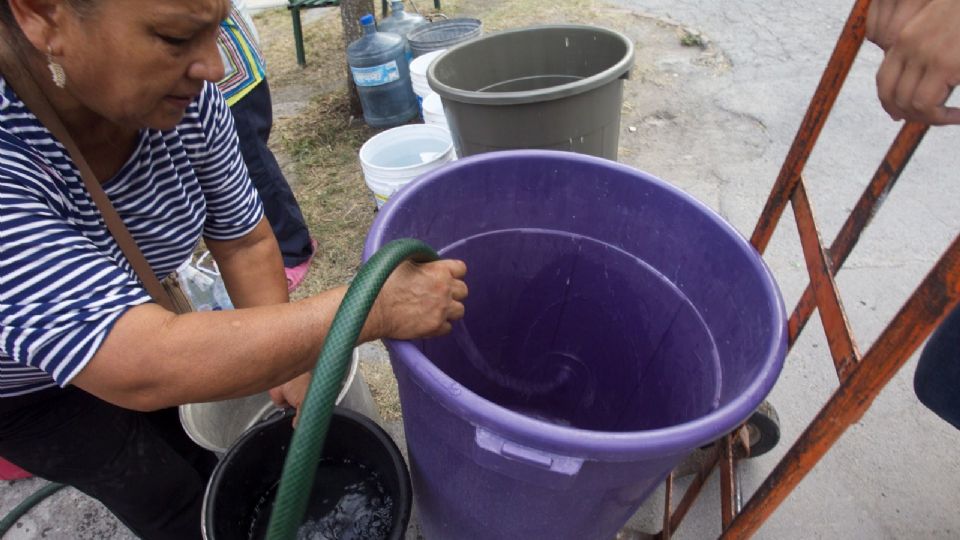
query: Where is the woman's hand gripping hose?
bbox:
[266,238,465,540]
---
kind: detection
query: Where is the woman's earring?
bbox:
[46,46,66,89]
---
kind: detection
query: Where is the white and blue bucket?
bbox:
[409,48,447,118]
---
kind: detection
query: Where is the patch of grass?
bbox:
[360,359,403,422]
[254,7,347,89]
[275,91,379,298]
[679,28,705,48]
[440,0,602,30]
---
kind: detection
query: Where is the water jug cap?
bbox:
[359,13,375,25]
[391,0,404,10]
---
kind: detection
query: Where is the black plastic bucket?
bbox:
[202,408,411,539]
[427,25,634,160]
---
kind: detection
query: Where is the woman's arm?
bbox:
[205,218,288,308]
[70,255,467,411]
[208,217,308,420]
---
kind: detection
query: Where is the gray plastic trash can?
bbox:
[427,25,634,159]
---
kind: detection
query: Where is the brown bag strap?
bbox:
[0,41,177,312]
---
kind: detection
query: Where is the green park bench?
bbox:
[288,0,442,67]
[288,0,339,67]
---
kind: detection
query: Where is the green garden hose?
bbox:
[266,238,439,540]
[0,481,66,535]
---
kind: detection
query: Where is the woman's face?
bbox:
[54,0,229,131]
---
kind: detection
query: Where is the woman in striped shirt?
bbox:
[0,0,467,538]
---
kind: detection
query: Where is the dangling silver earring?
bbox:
[46,46,66,89]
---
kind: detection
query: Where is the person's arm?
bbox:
[205,218,288,308]
[207,217,315,421]
[207,217,314,422]
[869,0,960,124]
[70,256,467,411]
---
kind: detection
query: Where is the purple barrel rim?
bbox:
[363,149,787,461]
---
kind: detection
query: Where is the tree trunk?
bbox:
[340,0,375,117]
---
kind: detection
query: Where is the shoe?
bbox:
[285,238,318,293]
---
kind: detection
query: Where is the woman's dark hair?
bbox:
[0,1,15,27]
[0,2,31,55]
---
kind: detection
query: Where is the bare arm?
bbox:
[206,218,289,308]
[71,286,347,411]
[71,248,467,411]
[208,217,307,419]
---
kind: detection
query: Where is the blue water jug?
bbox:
[347,14,418,128]
[377,1,427,61]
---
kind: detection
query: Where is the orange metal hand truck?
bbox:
[655,0,960,537]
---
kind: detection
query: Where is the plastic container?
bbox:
[202,408,411,540]
[179,348,379,454]
[421,92,448,129]
[347,14,418,128]
[408,18,482,57]
[428,24,634,159]
[363,150,787,540]
[358,124,454,208]
[174,253,232,312]
[377,1,427,61]
[409,48,446,115]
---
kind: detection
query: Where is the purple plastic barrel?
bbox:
[363,150,787,540]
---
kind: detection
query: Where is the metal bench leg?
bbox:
[292,6,306,67]
[383,0,440,16]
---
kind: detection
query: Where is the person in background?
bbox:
[218,1,317,292]
[0,1,467,538]
[866,0,960,430]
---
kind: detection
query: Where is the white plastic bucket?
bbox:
[409,48,446,117]
[359,124,455,208]
[422,92,448,130]
[179,348,379,454]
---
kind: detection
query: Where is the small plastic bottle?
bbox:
[377,1,428,60]
[347,14,419,128]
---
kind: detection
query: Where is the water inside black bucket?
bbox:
[247,457,394,540]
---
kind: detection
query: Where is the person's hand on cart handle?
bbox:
[867,0,960,125]
[866,0,930,52]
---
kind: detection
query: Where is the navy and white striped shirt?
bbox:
[0,80,264,397]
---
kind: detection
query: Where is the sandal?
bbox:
[285,238,318,293]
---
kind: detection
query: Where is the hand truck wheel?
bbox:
[674,400,782,477]
[738,400,781,458]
